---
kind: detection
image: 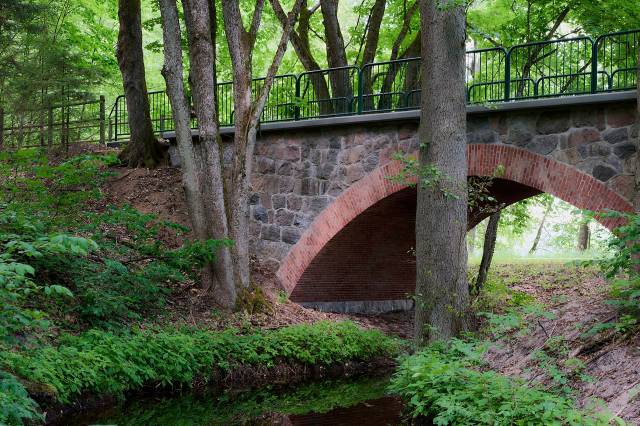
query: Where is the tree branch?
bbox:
[248,0,266,48]
[389,0,418,62]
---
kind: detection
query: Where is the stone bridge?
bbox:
[171,92,638,313]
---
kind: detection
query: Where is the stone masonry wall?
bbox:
[248,100,638,272]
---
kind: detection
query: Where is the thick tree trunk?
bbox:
[529,199,553,254]
[116,0,166,168]
[577,217,590,251]
[473,211,500,296]
[360,0,385,67]
[414,0,469,346]
[272,0,333,115]
[181,0,237,306]
[160,0,235,308]
[320,0,352,112]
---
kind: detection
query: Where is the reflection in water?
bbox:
[55,376,405,426]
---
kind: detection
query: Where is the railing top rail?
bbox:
[361,56,421,69]
[507,35,595,52]
[299,65,361,76]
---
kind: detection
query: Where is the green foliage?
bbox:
[0,211,95,344]
[1,321,398,404]
[389,339,618,425]
[0,371,42,426]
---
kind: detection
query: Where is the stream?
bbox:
[54,376,406,425]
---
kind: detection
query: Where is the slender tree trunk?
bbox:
[360,0,385,67]
[116,0,166,168]
[467,226,476,255]
[577,217,590,251]
[473,211,500,296]
[222,0,303,290]
[529,199,553,254]
[414,0,469,347]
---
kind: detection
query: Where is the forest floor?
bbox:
[102,164,640,423]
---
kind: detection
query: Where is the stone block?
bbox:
[274,144,301,161]
[256,157,275,173]
[362,152,379,172]
[613,142,637,160]
[300,177,320,196]
[571,108,605,130]
[527,134,558,155]
[566,128,601,148]
[274,209,295,226]
[261,224,281,242]
[506,122,533,146]
[536,111,570,134]
[252,205,268,223]
[276,161,292,176]
[607,105,636,128]
[272,194,286,210]
[603,127,628,144]
[286,194,302,211]
[576,142,611,159]
[468,129,498,144]
[278,176,295,193]
[592,163,617,182]
[303,196,331,216]
[281,226,301,245]
[345,164,365,184]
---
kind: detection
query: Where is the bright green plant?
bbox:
[1,321,398,405]
[389,339,619,425]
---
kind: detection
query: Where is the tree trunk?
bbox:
[467,226,476,255]
[577,217,590,251]
[414,0,469,347]
[222,0,303,291]
[320,0,352,113]
[181,0,237,305]
[116,0,166,168]
[360,0,385,67]
[473,211,500,296]
[529,199,553,254]
[160,0,235,308]
[272,0,333,115]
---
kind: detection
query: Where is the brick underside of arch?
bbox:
[277,144,634,294]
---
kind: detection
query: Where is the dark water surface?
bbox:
[57,376,405,426]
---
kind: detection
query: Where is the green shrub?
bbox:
[389,339,617,425]
[1,321,398,404]
[0,371,42,425]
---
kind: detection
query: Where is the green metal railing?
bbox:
[109,28,639,141]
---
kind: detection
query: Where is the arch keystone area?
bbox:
[277,144,634,294]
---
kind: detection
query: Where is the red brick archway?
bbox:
[277,144,634,294]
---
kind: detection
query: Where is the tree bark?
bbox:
[221,0,303,290]
[182,0,237,305]
[577,217,590,251]
[414,0,469,347]
[473,211,500,296]
[320,0,352,112]
[467,225,476,254]
[272,0,333,115]
[529,199,553,254]
[116,0,166,168]
[160,0,236,308]
[360,0,385,67]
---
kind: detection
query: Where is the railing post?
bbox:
[113,99,118,141]
[591,38,598,94]
[357,68,363,114]
[294,75,301,121]
[99,95,106,145]
[47,106,53,147]
[504,49,511,101]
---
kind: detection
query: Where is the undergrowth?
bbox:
[0,321,398,423]
[389,338,620,425]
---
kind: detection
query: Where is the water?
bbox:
[55,376,405,426]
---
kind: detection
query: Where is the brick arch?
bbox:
[277,144,634,294]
